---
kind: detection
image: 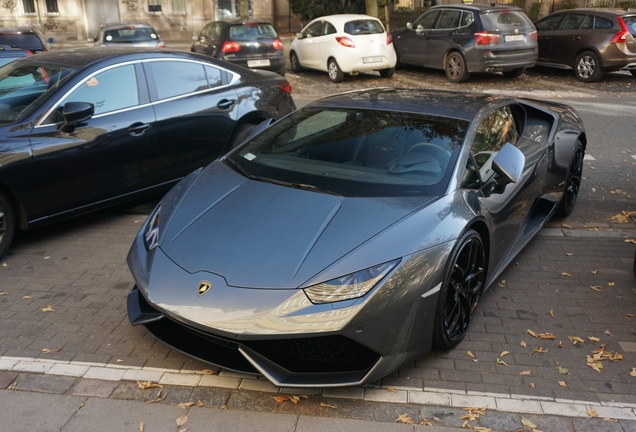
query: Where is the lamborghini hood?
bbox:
[160,162,434,289]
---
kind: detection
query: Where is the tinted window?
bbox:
[481,11,533,30]
[0,33,43,49]
[414,10,439,30]
[104,27,159,43]
[623,16,636,33]
[205,65,222,88]
[562,14,587,30]
[344,19,384,35]
[148,61,208,100]
[228,108,467,197]
[461,12,475,27]
[303,21,323,38]
[581,15,593,30]
[594,17,613,29]
[437,10,462,29]
[229,24,277,40]
[324,22,336,35]
[63,65,138,115]
[535,15,563,31]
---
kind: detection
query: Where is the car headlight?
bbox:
[143,204,161,251]
[303,259,400,304]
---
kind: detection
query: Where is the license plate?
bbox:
[363,56,383,64]
[504,34,525,42]
[247,59,270,67]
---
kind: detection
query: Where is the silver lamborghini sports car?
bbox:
[127,88,585,387]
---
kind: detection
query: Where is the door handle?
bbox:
[217,99,236,110]
[572,36,581,40]
[128,122,150,136]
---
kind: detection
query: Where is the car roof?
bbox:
[430,3,523,12]
[209,19,273,25]
[308,88,507,122]
[310,14,382,24]
[101,21,154,29]
[548,8,635,16]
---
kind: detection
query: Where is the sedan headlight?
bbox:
[303,259,400,304]
[143,204,161,251]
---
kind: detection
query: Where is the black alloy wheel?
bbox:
[0,192,15,258]
[555,142,584,217]
[433,229,486,349]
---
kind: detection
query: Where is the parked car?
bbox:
[289,14,397,83]
[0,47,296,258]
[191,20,285,76]
[0,26,53,53]
[391,4,538,83]
[534,9,636,82]
[127,88,586,387]
[0,45,31,67]
[89,21,165,48]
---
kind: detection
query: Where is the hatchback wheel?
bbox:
[574,51,604,83]
[432,229,485,349]
[290,51,302,73]
[327,58,345,83]
[379,67,394,78]
[445,52,469,83]
[0,192,15,258]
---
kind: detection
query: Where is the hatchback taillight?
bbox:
[336,36,355,48]
[221,41,241,53]
[272,38,284,50]
[276,81,292,94]
[610,17,630,43]
[386,33,393,45]
[474,32,500,45]
[528,30,538,41]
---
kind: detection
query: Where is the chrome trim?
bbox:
[421,282,442,299]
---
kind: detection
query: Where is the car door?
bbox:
[141,59,239,185]
[397,9,440,65]
[29,62,157,216]
[535,14,566,63]
[550,13,591,65]
[295,21,324,69]
[425,9,464,69]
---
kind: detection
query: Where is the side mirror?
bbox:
[63,102,94,125]
[48,37,55,43]
[406,22,413,30]
[86,37,95,42]
[296,32,303,39]
[492,143,525,187]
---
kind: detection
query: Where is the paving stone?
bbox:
[189,386,231,408]
[496,397,543,414]
[226,390,282,413]
[374,402,421,423]
[419,406,470,428]
[71,379,118,398]
[364,388,407,403]
[238,378,279,393]
[14,373,76,394]
[572,417,627,432]
[0,371,17,388]
[520,414,576,432]
[295,414,416,432]
[478,410,524,432]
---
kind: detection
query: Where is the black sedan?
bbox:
[127,89,585,387]
[0,47,296,257]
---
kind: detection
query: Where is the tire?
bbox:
[228,123,257,151]
[379,67,395,78]
[290,51,302,73]
[574,51,604,83]
[445,52,469,83]
[630,70,636,77]
[432,229,486,349]
[0,191,16,259]
[327,58,345,83]
[502,67,525,78]
[555,142,584,218]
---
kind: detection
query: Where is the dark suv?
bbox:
[191,20,285,76]
[391,4,537,82]
[535,9,636,82]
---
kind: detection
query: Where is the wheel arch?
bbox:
[466,219,491,280]
[0,182,27,230]
[573,47,604,68]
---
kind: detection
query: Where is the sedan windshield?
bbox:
[0,60,76,123]
[227,108,467,197]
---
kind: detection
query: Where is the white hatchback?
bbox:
[289,14,397,83]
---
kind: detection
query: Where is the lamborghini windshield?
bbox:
[227,107,467,197]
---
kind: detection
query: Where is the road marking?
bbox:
[2,355,636,418]
[584,155,596,161]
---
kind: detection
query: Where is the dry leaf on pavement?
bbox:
[42,305,54,312]
[147,390,167,403]
[496,358,508,366]
[549,310,554,318]
[197,400,204,407]
[396,412,416,424]
[521,418,537,429]
[520,340,527,348]
[177,402,195,409]
[631,368,636,377]
[137,381,162,390]
[420,419,433,426]
[529,383,535,388]
[22,295,32,299]
[568,336,585,345]
[556,366,569,375]
[466,351,477,362]
[176,414,188,427]
[588,336,600,342]
[0,292,7,296]
[500,351,510,357]
[558,381,567,387]
[592,270,599,275]
[590,286,601,292]
[604,329,612,336]
[41,348,61,354]
[386,387,397,393]
[587,409,598,417]
[320,402,337,409]
[608,282,615,287]
[561,272,572,277]
[271,396,289,403]
[531,347,548,355]
[519,370,531,375]
[138,421,143,432]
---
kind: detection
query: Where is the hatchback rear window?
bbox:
[0,33,43,49]
[229,24,277,40]
[344,20,384,35]
[104,28,158,43]
[480,11,533,30]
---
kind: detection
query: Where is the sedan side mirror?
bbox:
[406,22,413,30]
[63,102,94,125]
[492,143,525,188]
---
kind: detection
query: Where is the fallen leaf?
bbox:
[474,428,492,432]
[177,402,195,409]
[561,272,572,277]
[420,419,433,426]
[608,282,615,287]
[588,336,600,342]
[41,348,61,354]
[138,421,144,432]
[590,286,602,292]
[396,412,416,424]
[520,340,527,348]
[604,329,612,336]
[566,253,573,256]
[22,295,32,299]
[461,420,473,429]
[466,351,477,362]
[178,428,189,432]
[603,417,618,422]
[549,310,554,318]
[44,256,50,260]
[519,370,531,375]
[592,270,599,275]
[320,402,337,409]
[42,305,54,312]
[220,405,227,410]
[197,400,204,407]
[586,356,602,373]
[531,347,548,355]
[558,341,564,348]
[630,368,636,377]
[147,390,167,403]
[561,224,572,229]
[587,409,598,417]
[556,366,569,375]
[0,292,7,296]
[201,369,215,374]
[386,386,397,393]
[271,396,289,403]
[521,418,537,429]
[628,314,635,318]
[176,414,188,427]
[500,351,510,357]
[116,359,124,363]
[496,358,508,366]
[558,381,567,387]
[568,336,585,345]
[625,238,636,244]
[137,381,162,390]
[289,395,302,404]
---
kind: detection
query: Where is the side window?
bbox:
[460,11,474,27]
[581,15,593,30]
[147,61,208,100]
[471,107,519,181]
[562,14,586,30]
[594,17,613,29]
[535,15,563,31]
[324,22,336,35]
[63,64,139,116]
[436,10,461,29]
[414,10,439,30]
[205,65,223,88]
[304,21,323,38]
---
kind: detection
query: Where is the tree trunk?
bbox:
[366,0,378,18]
[538,0,551,19]
[239,0,249,18]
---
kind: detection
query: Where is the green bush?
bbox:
[529,2,540,21]
[391,7,428,29]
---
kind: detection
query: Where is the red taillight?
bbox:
[386,33,393,45]
[276,81,292,94]
[221,41,241,53]
[474,32,500,45]
[610,17,630,43]
[25,49,33,55]
[272,38,284,50]
[158,41,165,48]
[335,36,355,48]
[528,30,538,41]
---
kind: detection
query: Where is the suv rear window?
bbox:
[344,20,384,35]
[480,11,533,30]
[0,33,43,49]
[622,15,636,33]
[229,24,277,40]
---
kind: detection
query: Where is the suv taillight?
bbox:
[528,30,538,41]
[336,36,355,48]
[276,81,292,94]
[475,32,500,45]
[610,17,630,43]
[272,38,284,50]
[221,41,241,53]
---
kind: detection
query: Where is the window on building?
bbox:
[148,0,161,12]
[22,0,36,14]
[45,0,59,13]
[172,0,186,14]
